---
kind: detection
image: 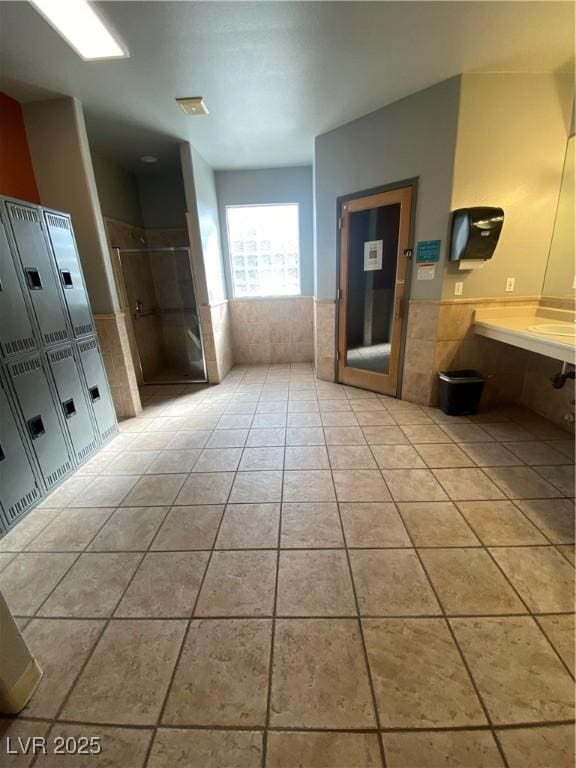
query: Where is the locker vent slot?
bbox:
[74,322,94,336]
[79,338,98,353]
[9,206,39,224]
[77,439,98,463]
[45,460,72,488]
[44,329,69,346]
[5,336,36,355]
[11,358,41,376]
[49,347,73,363]
[102,424,117,442]
[6,486,41,522]
[45,213,70,229]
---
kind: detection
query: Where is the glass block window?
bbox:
[226,204,301,298]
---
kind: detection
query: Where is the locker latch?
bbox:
[89,386,101,402]
[60,270,73,289]
[27,415,46,440]
[62,398,77,418]
[25,268,43,290]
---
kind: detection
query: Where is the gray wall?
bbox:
[137,168,187,229]
[91,153,142,227]
[314,77,461,301]
[216,165,314,297]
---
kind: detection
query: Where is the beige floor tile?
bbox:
[383,730,504,768]
[176,472,235,505]
[146,449,201,473]
[182,415,220,430]
[355,411,396,426]
[281,501,343,547]
[25,507,113,551]
[230,471,283,503]
[401,425,454,444]
[327,445,377,469]
[319,399,352,412]
[440,424,494,443]
[420,547,526,615]
[349,549,440,616]
[370,444,425,469]
[89,506,167,551]
[498,724,575,768]
[558,544,575,565]
[457,500,548,545]
[71,475,138,507]
[270,618,376,728]
[62,619,186,725]
[320,411,360,426]
[340,502,411,547]
[151,505,223,550]
[390,410,435,426]
[120,474,187,506]
[266,731,381,768]
[162,619,271,726]
[362,426,409,445]
[206,429,249,448]
[333,469,391,502]
[101,433,138,452]
[350,399,386,412]
[0,508,61,552]
[550,439,575,460]
[38,552,142,617]
[195,550,276,616]
[166,430,212,450]
[0,552,16,572]
[398,501,480,546]
[283,470,335,502]
[149,729,262,768]
[37,475,93,508]
[287,412,322,427]
[0,553,76,615]
[216,503,280,548]
[259,401,288,413]
[252,413,287,428]
[277,550,355,616]
[364,618,486,728]
[217,414,254,429]
[0,719,51,768]
[536,614,575,675]
[383,469,449,502]
[534,464,575,496]
[115,551,208,617]
[505,441,569,465]
[482,423,536,442]
[415,443,475,468]
[100,451,159,475]
[433,468,505,500]
[42,724,153,768]
[324,426,367,446]
[483,466,561,499]
[459,441,524,467]
[246,427,286,446]
[192,447,243,472]
[451,616,575,724]
[22,618,103,718]
[239,446,285,470]
[514,498,575,543]
[286,427,326,445]
[284,445,330,470]
[490,546,575,612]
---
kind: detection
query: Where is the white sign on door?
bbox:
[363,240,383,271]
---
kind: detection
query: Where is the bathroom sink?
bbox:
[528,323,576,339]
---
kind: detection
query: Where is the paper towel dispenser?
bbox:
[450,207,504,268]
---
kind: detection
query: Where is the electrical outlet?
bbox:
[505,277,515,292]
[454,282,463,296]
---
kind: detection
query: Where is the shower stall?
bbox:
[115,247,206,384]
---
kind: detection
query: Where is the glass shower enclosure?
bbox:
[115,247,206,384]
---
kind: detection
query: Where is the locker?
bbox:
[43,211,95,338]
[77,337,118,443]
[47,344,100,464]
[0,375,42,529]
[7,355,74,490]
[0,217,37,359]
[4,201,70,347]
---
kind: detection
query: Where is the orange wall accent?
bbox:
[0,92,40,203]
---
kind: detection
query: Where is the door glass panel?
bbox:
[345,203,400,374]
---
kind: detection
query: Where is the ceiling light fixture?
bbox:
[176,97,209,116]
[140,155,158,164]
[29,0,128,60]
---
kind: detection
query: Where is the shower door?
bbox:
[337,185,413,396]
[116,247,206,384]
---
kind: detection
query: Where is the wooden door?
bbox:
[337,185,412,396]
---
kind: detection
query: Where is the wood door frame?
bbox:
[336,178,418,396]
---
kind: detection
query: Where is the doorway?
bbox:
[337,184,413,396]
[115,247,207,384]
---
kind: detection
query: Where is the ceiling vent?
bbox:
[176,97,209,116]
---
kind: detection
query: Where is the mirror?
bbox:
[542,135,574,303]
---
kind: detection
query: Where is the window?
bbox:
[226,203,301,298]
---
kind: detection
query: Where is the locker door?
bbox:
[8,355,74,489]
[4,201,70,347]
[47,345,100,464]
[0,376,42,528]
[43,211,95,338]
[77,337,118,443]
[0,217,37,359]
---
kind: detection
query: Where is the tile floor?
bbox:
[0,363,574,768]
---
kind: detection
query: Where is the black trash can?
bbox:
[438,370,487,416]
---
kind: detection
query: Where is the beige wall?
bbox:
[543,136,575,300]
[91,153,143,228]
[445,73,573,300]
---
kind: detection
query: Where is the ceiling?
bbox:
[0,2,574,171]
